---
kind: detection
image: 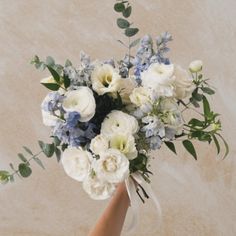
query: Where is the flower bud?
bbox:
[189,60,203,73]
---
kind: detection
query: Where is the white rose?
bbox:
[62,87,96,122]
[109,133,137,160]
[189,60,203,73]
[83,175,116,200]
[130,87,154,107]
[90,135,109,155]
[61,147,92,182]
[101,110,139,136]
[91,64,121,95]
[93,149,129,183]
[141,63,175,97]
[172,65,195,100]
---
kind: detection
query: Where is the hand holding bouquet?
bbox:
[0,0,228,216]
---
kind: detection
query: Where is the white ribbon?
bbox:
[125,172,162,232]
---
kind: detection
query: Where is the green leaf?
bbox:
[18,163,32,178]
[65,59,72,67]
[33,157,45,169]
[23,146,33,155]
[192,89,203,101]
[129,38,140,48]
[212,134,220,154]
[216,133,229,159]
[114,3,125,12]
[164,141,177,154]
[55,148,61,162]
[41,83,60,91]
[202,95,211,117]
[0,171,10,184]
[53,136,61,146]
[123,6,132,18]
[182,140,197,160]
[46,56,55,67]
[47,66,61,83]
[63,74,70,89]
[188,118,204,127]
[190,97,200,108]
[201,87,215,95]
[125,28,139,37]
[38,141,55,158]
[117,18,130,29]
[18,153,27,163]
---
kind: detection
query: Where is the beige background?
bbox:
[0,0,236,235]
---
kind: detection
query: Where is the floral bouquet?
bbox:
[0,0,228,212]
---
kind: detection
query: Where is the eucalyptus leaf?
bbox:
[23,146,33,155]
[117,18,130,29]
[46,56,55,67]
[18,153,27,163]
[129,38,140,48]
[33,157,45,169]
[123,6,132,18]
[125,27,139,37]
[55,148,61,162]
[65,59,72,67]
[182,140,197,160]
[18,163,32,178]
[114,3,125,12]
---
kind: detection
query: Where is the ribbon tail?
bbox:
[125,176,140,232]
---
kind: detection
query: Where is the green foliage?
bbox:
[18,163,32,178]
[117,18,130,28]
[164,141,177,154]
[122,6,132,18]
[125,27,139,37]
[38,140,55,157]
[182,140,197,160]
[114,2,125,12]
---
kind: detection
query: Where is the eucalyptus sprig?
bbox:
[0,137,63,184]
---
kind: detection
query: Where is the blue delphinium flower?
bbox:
[41,92,64,115]
[53,118,97,147]
[65,112,81,128]
[133,33,172,81]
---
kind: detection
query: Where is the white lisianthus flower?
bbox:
[172,65,195,100]
[130,87,154,107]
[83,175,116,200]
[61,147,92,182]
[101,110,139,136]
[62,87,96,122]
[141,63,175,97]
[93,149,129,183]
[189,60,203,73]
[90,134,109,155]
[116,76,137,104]
[160,98,184,134]
[109,133,137,160]
[91,64,121,95]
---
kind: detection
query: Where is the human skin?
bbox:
[88,183,130,236]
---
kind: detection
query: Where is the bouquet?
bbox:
[0,0,228,207]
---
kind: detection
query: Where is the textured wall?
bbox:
[0,0,236,235]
